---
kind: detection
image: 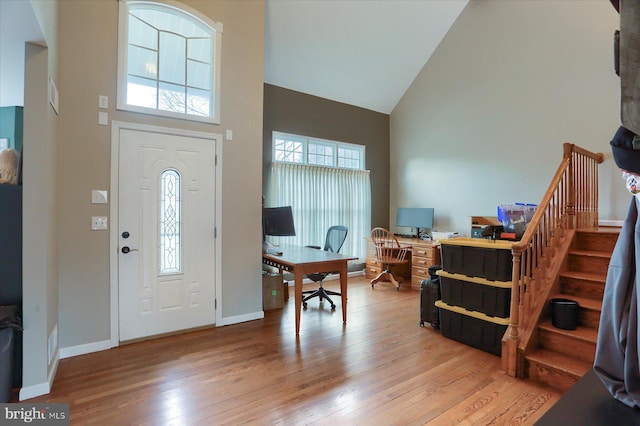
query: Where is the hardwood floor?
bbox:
[25,276,561,425]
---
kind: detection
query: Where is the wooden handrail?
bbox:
[502,143,603,377]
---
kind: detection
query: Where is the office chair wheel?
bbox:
[330,304,336,310]
[303,302,308,309]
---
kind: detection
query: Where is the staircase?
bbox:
[525,228,618,392]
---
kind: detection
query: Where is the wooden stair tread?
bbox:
[549,294,601,311]
[526,349,592,378]
[559,270,606,283]
[538,320,598,343]
[576,226,621,234]
[568,249,611,258]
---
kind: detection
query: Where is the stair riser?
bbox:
[538,329,596,364]
[560,277,605,300]
[579,309,601,329]
[574,232,618,253]
[568,254,610,276]
[527,360,579,392]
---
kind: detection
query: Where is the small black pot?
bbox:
[551,298,580,330]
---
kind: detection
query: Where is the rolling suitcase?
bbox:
[420,265,442,328]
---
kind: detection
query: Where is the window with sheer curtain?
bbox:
[266,133,371,261]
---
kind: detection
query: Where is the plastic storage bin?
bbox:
[435,300,510,356]
[440,238,514,281]
[497,203,537,239]
[437,271,511,318]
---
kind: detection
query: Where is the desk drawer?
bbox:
[412,256,432,267]
[413,247,434,259]
[366,258,382,268]
[365,253,381,278]
[412,265,430,281]
[365,265,381,278]
[412,276,425,290]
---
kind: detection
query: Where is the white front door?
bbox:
[117,128,216,342]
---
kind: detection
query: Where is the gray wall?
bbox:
[55,0,264,348]
[21,0,59,397]
[391,0,623,236]
[263,83,390,229]
[16,0,265,397]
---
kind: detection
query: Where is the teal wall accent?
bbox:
[0,106,24,152]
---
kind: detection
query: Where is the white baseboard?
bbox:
[218,311,264,326]
[19,352,59,401]
[59,339,112,359]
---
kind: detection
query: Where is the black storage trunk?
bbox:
[420,278,440,328]
[440,244,464,275]
[435,300,509,356]
[463,246,512,281]
[440,238,513,282]
[438,272,511,318]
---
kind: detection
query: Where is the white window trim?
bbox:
[116,0,223,124]
[272,131,366,170]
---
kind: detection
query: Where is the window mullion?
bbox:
[303,140,309,164]
[155,30,161,109]
[183,37,188,114]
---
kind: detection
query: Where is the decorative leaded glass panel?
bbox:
[159,169,181,274]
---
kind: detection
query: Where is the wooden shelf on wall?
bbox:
[471,216,502,238]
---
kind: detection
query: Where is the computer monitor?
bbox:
[396,207,434,238]
[262,206,296,237]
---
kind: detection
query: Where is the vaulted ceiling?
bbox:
[1,0,469,114]
[264,0,469,114]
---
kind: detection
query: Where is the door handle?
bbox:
[121,246,139,254]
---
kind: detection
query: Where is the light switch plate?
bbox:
[226,129,233,141]
[98,111,108,126]
[91,190,108,204]
[91,216,108,230]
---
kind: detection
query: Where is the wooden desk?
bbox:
[262,244,357,335]
[365,237,441,290]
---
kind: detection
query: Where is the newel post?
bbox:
[503,249,522,377]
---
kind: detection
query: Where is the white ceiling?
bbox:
[264,0,469,114]
[0,0,44,107]
[1,0,469,114]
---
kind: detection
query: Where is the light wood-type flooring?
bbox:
[25,276,562,425]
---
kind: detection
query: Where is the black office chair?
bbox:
[302,225,348,310]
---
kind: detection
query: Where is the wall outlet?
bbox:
[91,216,108,230]
[98,95,109,109]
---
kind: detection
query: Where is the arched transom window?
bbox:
[117,0,223,123]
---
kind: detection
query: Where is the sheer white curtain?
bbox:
[266,162,371,260]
